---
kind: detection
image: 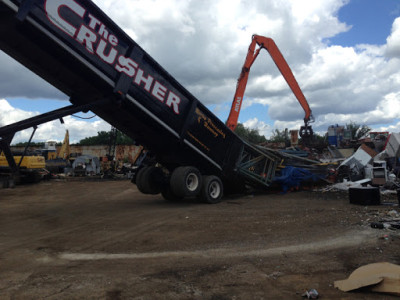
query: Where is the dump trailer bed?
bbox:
[0,0,279,201]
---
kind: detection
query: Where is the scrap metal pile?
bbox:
[325,132,400,193]
[258,132,400,197]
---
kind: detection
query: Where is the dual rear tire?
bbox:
[135,166,165,195]
[170,166,202,198]
[200,175,223,204]
[134,165,223,203]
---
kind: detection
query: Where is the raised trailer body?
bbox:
[0,0,279,201]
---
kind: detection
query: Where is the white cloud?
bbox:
[376,120,400,133]
[0,52,67,100]
[386,17,400,57]
[243,117,272,138]
[1,0,400,143]
[0,99,110,144]
[0,99,37,127]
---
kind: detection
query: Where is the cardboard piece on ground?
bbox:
[334,262,400,296]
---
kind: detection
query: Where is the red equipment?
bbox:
[226,35,314,139]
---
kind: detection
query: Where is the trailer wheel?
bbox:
[136,166,164,194]
[130,167,141,184]
[200,175,223,204]
[161,187,183,202]
[135,167,148,193]
[170,166,202,197]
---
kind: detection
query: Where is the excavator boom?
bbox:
[226,35,313,138]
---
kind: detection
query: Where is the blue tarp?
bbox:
[273,166,322,193]
[279,148,309,157]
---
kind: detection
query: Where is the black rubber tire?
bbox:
[170,166,202,197]
[200,175,223,204]
[130,167,141,184]
[161,187,184,202]
[136,166,164,195]
[135,167,148,194]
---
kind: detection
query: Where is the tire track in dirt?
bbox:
[58,229,377,261]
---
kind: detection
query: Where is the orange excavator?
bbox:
[226,35,314,140]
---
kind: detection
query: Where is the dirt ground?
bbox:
[1,179,399,299]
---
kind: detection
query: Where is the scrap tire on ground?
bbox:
[136,166,164,195]
[200,175,223,204]
[170,166,202,198]
[348,187,381,205]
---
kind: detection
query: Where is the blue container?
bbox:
[328,136,337,146]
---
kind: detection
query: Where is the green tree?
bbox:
[78,130,134,145]
[12,141,45,147]
[78,131,110,145]
[269,128,289,143]
[234,123,267,144]
[346,121,371,140]
[312,132,327,145]
[299,132,328,149]
[117,132,135,145]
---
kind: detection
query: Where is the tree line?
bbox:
[13,130,134,147]
[234,121,371,145]
[13,122,370,147]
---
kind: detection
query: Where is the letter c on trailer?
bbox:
[45,0,85,37]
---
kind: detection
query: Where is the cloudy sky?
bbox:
[2,0,400,144]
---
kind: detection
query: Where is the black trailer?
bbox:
[0,0,279,202]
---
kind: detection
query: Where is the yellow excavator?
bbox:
[41,130,71,173]
[0,130,71,184]
[0,150,46,183]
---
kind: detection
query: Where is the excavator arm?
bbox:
[226,35,314,138]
